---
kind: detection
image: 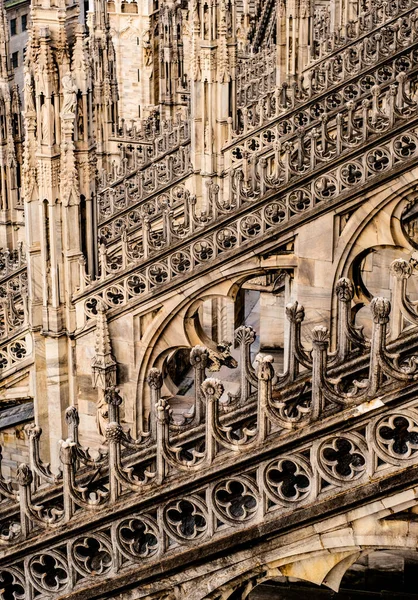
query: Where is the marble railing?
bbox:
[232,5,418,139]
[97,183,192,249]
[227,63,418,193]
[309,0,415,63]
[73,62,418,323]
[0,243,26,282]
[97,144,191,233]
[0,244,30,347]
[0,266,28,344]
[2,273,418,597]
[99,117,190,191]
[0,331,31,374]
[111,112,188,143]
[236,45,276,109]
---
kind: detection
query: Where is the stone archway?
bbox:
[175,485,418,600]
[133,254,296,432]
[249,549,418,599]
[198,543,418,600]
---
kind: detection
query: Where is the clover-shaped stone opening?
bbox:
[166,500,207,538]
[31,554,68,591]
[74,537,112,574]
[379,416,418,456]
[267,460,310,499]
[215,480,257,519]
[119,519,158,556]
[0,570,25,600]
[322,438,365,478]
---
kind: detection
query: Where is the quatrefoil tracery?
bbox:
[0,568,25,600]
[263,455,313,506]
[317,434,368,485]
[373,410,418,464]
[117,515,159,560]
[164,497,208,543]
[213,476,259,524]
[28,551,69,593]
[72,534,113,576]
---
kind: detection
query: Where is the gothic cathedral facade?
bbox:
[1,0,418,598]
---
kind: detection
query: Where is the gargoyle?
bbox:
[207,341,238,372]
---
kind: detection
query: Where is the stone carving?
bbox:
[41,103,50,143]
[61,72,78,116]
[77,95,84,139]
[23,68,35,112]
[3,1,418,599]
[143,29,153,67]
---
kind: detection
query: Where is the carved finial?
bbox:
[201,378,224,401]
[16,463,33,486]
[286,301,305,323]
[147,368,163,390]
[255,354,275,381]
[370,297,391,324]
[390,258,412,280]
[105,422,123,442]
[105,386,123,406]
[65,406,80,427]
[190,346,209,368]
[24,423,42,439]
[235,325,257,346]
[59,439,76,465]
[155,397,170,422]
[335,277,354,301]
[312,326,329,343]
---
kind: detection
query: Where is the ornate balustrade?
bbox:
[97,184,192,248]
[313,5,330,47]
[236,45,276,109]
[0,251,30,358]
[0,244,26,283]
[110,112,189,144]
[310,0,415,62]
[231,5,418,140]
[227,66,418,195]
[2,272,418,597]
[0,331,31,374]
[97,145,191,229]
[111,112,161,142]
[104,117,190,184]
[0,268,28,342]
[73,65,418,322]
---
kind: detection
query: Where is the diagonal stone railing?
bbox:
[94,9,418,274]
[0,244,26,281]
[3,273,418,598]
[97,145,191,243]
[232,3,418,139]
[73,58,418,328]
[92,4,418,273]
[0,245,29,348]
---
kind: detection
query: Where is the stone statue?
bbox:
[96,388,108,437]
[61,71,77,115]
[77,96,84,139]
[24,68,35,112]
[143,30,153,67]
[41,103,49,142]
